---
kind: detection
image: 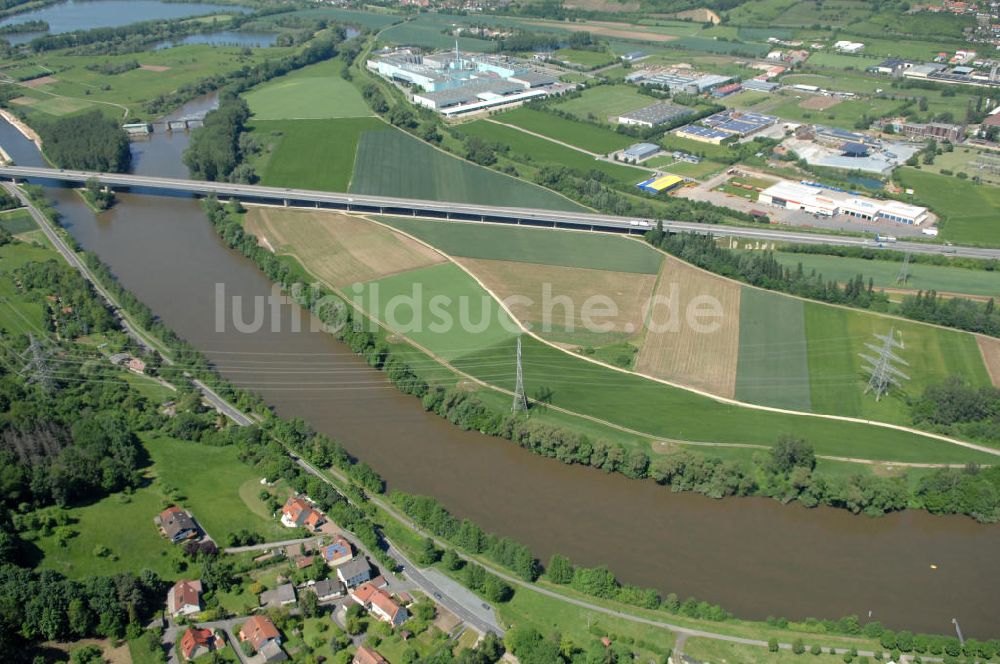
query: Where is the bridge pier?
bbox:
[283,199,289,207]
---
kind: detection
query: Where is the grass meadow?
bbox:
[0,241,52,338]
[380,218,662,273]
[768,251,1000,298]
[735,286,812,412]
[494,107,635,153]
[244,59,372,120]
[0,208,37,234]
[554,48,617,68]
[896,168,1000,246]
[456,120,647,184]
[802,303,992,423]
[251,117,384,191]
[553,85,653,121]
[348,127,585,210]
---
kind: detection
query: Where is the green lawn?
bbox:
[769,251,1000,298]
[735,286,812,412]
[0,208,37,234]
[456,120,647,184]
[645,157,726,179]
[244,59,372,120]
[553,85,653,121]
[554,48,616,68]
[145,435,289,544]
[494,107,635,153]
[896,168,1000,246]
[358,262,519,363]
[683,637,847,662]
[349,125,585,211]
[31,483,180,579]
[0,241,53,338]
[380,218,662,273]
[767,92,905,130]
[803,302,991,423]
[252,117,385,192]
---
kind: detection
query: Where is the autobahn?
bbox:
[3,164,998,260]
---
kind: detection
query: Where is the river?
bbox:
[1,99,997,638]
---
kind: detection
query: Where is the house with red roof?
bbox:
[179,627,224,661]
[157,505,200,543]
[350,582,409,627]
[280,496,325,531]
[166,579,203,617]
[239,614,282,652]
[352,646,390,664]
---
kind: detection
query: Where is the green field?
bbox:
[803,303,991,422]
[380,218,662,273]
[457,120,647,184]
[0,241,51,338]
[767,92,904,130]
[358,262,519,362]
[769,251,1000,298]
[275,7,403,29]
[252,117,384,191]
[347,234,994,464]
[896,168,1000,246]
[644,157,725,179]
[735,287,812,412]
[349,126,585,211]
[20,43,297,118]
[495,107,635,153]
[0,208,37,234]
[31,484,180,579]
[146,435,289,543]
[554,48,616,68]
[553,85,653,121]
[378,15,496,52]
[244,59,372,120]
[30,435,288,579]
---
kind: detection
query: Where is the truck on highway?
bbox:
[875,234,897,243]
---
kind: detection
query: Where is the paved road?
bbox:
[292,455,504,636]
[3,165,997,260]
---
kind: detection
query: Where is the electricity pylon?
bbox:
[20,334,54,392]
[512,335,528,414]
[859,327,909,401]
[895,253,912,285]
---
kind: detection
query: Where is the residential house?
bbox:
[127,357,146,374]
[259,583,297,609]
[321,536,353,567]
[179,627,224,661]
[353,646,390,664]
[350,582,409,627]
[336,556,374,588]
[108,352,130,366]
[259,640,288,663]
[280,496,325,531]
[166,579,203,617]
[307,578,345,602]
[157,506,199,543]
[239,615,282,653]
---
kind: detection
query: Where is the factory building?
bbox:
[758,181,929,225]
[616,102,693,128]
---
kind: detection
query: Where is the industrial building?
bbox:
[621,142,661,161]
[637,174,685,194]
[367,46,567,116]
[616,101,693,128]
[675,110,778,143]
[625,66,734,94]
[758,180,928,225]
[742,78,780,92]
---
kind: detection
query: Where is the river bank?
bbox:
[0,95,997,637]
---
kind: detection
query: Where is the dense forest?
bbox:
[183,94,251,182]
[36,110,130,173]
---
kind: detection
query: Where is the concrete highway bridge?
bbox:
[3,165,998,260]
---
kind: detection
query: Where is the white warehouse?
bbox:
[758,181,929,225]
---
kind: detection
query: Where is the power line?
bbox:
[19,333,55,392]
[859,327,909,401]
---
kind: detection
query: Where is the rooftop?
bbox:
[618,101,693,126]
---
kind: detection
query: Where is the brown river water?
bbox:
[1,109,997,638]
